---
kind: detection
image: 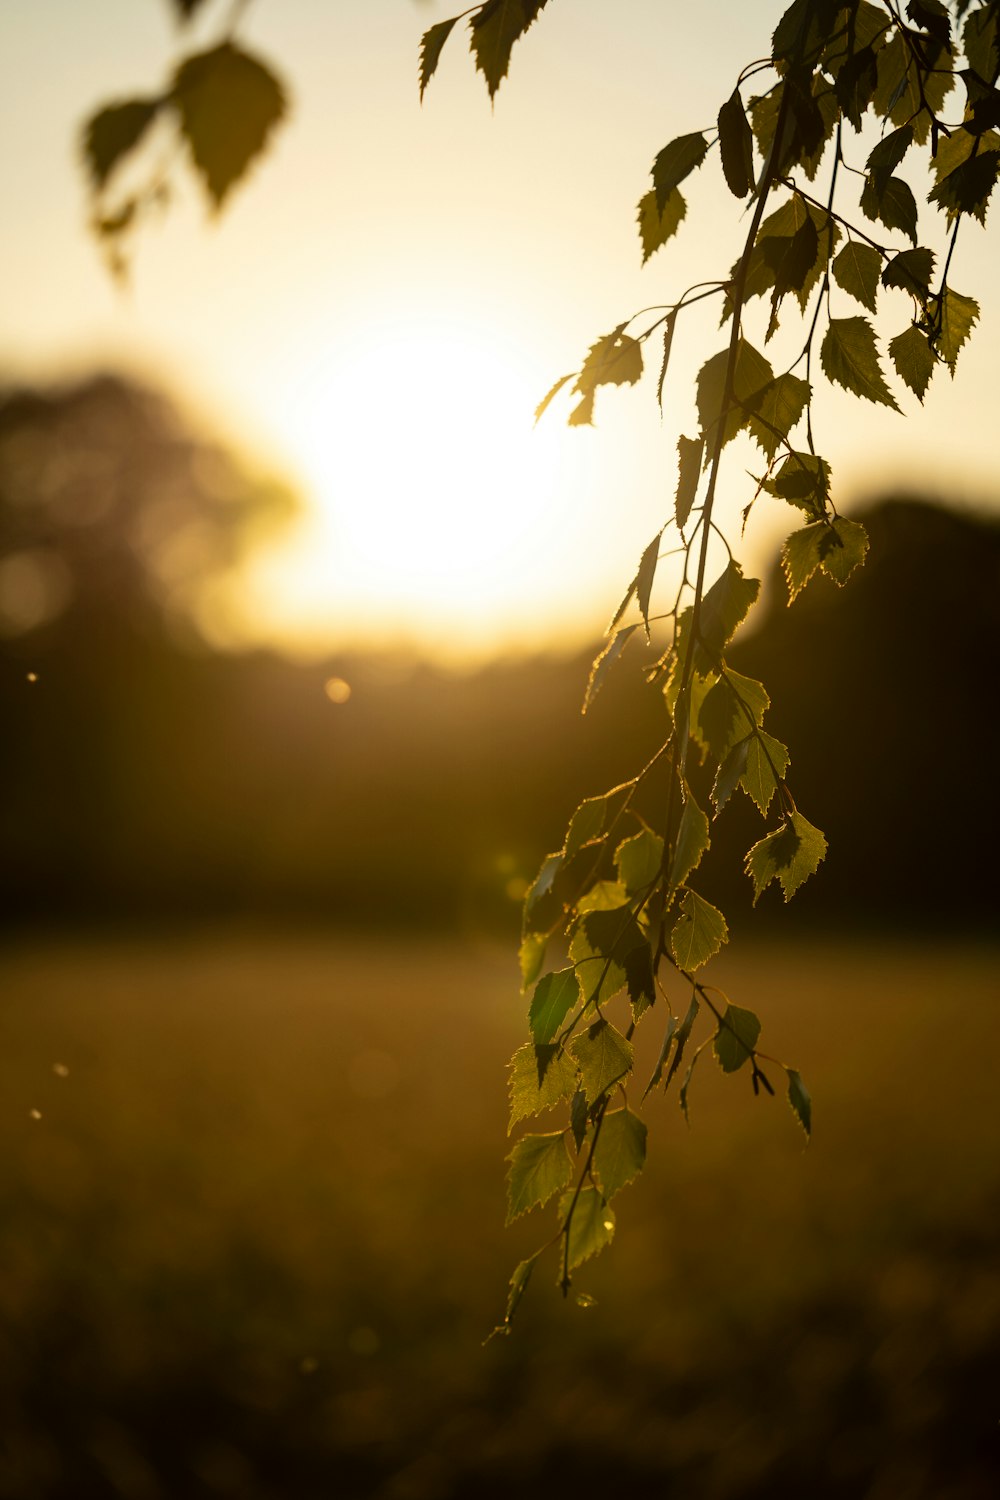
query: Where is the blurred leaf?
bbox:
[170,0,210,17]
[172,42,287,211]
[714,1004,761,1072]
[559,1185,615,1269]
[570,1019,633,1105]
[534,373,574,424]
[506,1130,573,1223]
[745,811,828,903]
[593,1108,647,1199]
[671,890,729,971]
[518,931,547,990]
[83,99,161,191]
[469,0,550,100]
[787,1068,812,1136]
[821,317,900,409]
[529,967,578,1045]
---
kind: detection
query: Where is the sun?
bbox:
[236,312,595,658]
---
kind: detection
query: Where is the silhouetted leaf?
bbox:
[671,890,729,970]
[832,240,882,313]
[635,532,662,636]
[652,132,709,211]
[529,967,579,1046]
[584,624,639,713]
[748,373,810,457]
[172,43,287,210]
[171,0,210,17]
[469,0,550,99]
[929,146,1000,225]
[763,451,831,517]
[697,339,774,449]
[637,186,686,263]
[571,325,643,424]
[964,4,1000,83]
[881,246,935,298]
[935,287,979,370]
[506,1130,573,1223]
[559,1185,614,1268]
[534,373,574,424]
[865,125,914,192]
[83,99,161,190]
[571,1020,634,1104]
[821,317,900,408]
[745,811,828,902]
[420,17,460,99]
[889,323,937,399]
[674,435,702,530]
[787,1068,812,1136]
[859,172,918,242]
[714,1004,761,1072]
[656,309,678,411]
[699,560,760,658]
[593,1108,647,1199]
[718,87,755,198]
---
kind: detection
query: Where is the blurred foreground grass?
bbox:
[1,935,998,1499]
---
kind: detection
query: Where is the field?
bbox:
[1,935,998,1499]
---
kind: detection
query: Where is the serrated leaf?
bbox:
[519,931,546,990]
[714,1004,761,1072]
[583,624,638,714]
[642,1015,678,1100]
[782,522,826,600]
[668,790,710,890]
[593,1108,647,1199]
[821,517,869,584]
[172,42,287,211]
[656,308,678,411]
[523,851,561,928]
[506,1130,573,1223]
[698,669,770,762]
[569,925,626,1009]
[637,187,686,264]
[498,1253,538,1332]
[821,317,900,409]
[763,451,831,518]
[696,340,774,450]
[699,560,760,659]
[865,125,914,192]
[577,879,630,914]
[881,247,935,299]
[679,1049,701,1122]
[675,435,703,530]
[740,732,791,815]
[563,782,631,861]
[82,98,162,191]
[859,172,918,243]
[663,993,700,1094]
[570,1020,634,1105]
[529,967,579,1046]
[559,1185,615,1269]
[469,0,550,100]
[635,532,661,635]
[570,1089,588,1152]
[508,1042,578,1131]
[744,811,828,903]
[787,1068,812,1137]
[748,374,810,458]
[889,324,937,400]
[935,287,980,371]
[419,17,460,100]
[534,373,574,425]
[670,890,729,971]
[571,326,643,424]
[718,87,755,198]
[712,737,750,811]
[832,241,882,313]
[615,828,663,893]
[929,147,1000,225]
[652,132,709,211]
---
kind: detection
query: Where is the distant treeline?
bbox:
[1,376,997,933]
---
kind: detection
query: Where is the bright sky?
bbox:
[2,0,997,660]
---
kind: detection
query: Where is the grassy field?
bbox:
[1,934,998,1499]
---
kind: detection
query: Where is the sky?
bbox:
[2,0,998,661]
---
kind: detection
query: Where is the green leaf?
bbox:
[718,87,755,198]
[820,317,900,409]
[781,516,868,600]
[569,926,626,1009]
[698,670,770,762]
[889,324,937,400]
[637,187,686,264]
[635,532,662,635]
[577,879,630,914]
[663,993,701,1094]
[519,931,547,989]
[696,340,774,449]
[652,132,709,211]
[744,811,828,903]
[82,99,162,191]
[821,516,869,585]
[615,828,663,893]
[534,373,574,425]
[419,17,460,100]
[593,1108,647,1199]
[935,287,980,371]
[172,42,287,211]
[781,522,826,600]
[675,435,703,529]
[881,247,935,299]
[523,851,561,928]
[571,1020,634,1105]
[747,374,810,458]
[929,147,1000,225]
[497,1253,538,1333]
[679,1049,701,1122]
[656,309,678,411]
[571,325,643,423]
[964,4,1000,84]
[865,125,914,192]
[559,1185,615,1269]
[832,240,882,314]
[529,967,579,1046]
[740,732,790,815]
[570,1089,588,1152]
[469,0,550,100]
[584,624,638,713]
[668,790,710,890]
[699,560,760,659]
[563,781,631,860]
[712,737,750,812]
[670,890,729,971]
[787,1068,812,1137]
[763,451,831,518]
[506,1130,573,1224]
[508,1043,578,1130]
[859,173,918,243]
[714,1004,761,1072]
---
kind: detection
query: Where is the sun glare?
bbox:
[239,316,592,657]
